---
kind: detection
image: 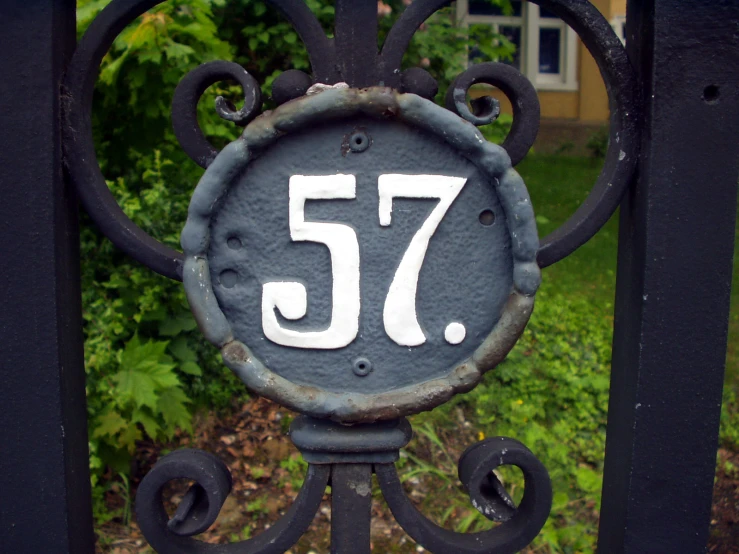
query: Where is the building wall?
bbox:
[483,89,580,120]
[468,0,627,151]
[578,0,613,122]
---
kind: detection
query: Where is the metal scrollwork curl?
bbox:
[526,0,640,268]
[376,437,552,554]
[445,63,541,166]
[171,60,262,169]
[135,449,330,554]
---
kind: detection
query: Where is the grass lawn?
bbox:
[519,154,739,389]
[409,153,739,552]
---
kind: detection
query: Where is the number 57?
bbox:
[262,173,467,350]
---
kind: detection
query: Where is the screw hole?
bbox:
[479,209,496,226]
[349,131,371,153]
[703,85,720,104]
[227,237,242,250]
[352,357,373,376]
[219,270,238,289]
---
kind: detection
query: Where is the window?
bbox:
[611,15,627,44]
[457,0,579,91]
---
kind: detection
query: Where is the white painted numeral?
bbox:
[261,175,360,349]
[378,174,467,346]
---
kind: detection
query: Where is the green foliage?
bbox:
[468,291,611,552]
[407,288,612,553]
[93,335,190,454]
[279,453,309,490]
[586,126,609,159]
[721,386,739,450]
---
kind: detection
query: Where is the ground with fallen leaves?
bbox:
[96,396,479,553]
[710,448,739,553]
[96,396,739,553]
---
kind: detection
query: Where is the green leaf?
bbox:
[113,335,180,408]
[164,41,196,60]
[159,315,198,336]
[169,336,197,361]
[118,424,142,454]
[157,388,192,434]
[112,369,159,409]
[133,408,161,439]
[93,410,128,439]
[180,361,203,376]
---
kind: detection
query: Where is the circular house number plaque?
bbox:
[182,87,541,423]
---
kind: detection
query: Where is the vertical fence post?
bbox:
[599,0,739,552]
[0,2,95,553]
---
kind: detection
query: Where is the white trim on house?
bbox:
[456,0,579,92]
[610,15,627,44]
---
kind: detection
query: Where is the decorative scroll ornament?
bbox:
[62,0,640,552]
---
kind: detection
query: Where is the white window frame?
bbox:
[610,15,627,45]
[456,0,579,92]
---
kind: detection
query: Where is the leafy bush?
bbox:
[721,387,739,449]
[427,289,613,553]
[80,148,246,492]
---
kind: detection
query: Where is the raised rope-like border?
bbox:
[181,87,540,423]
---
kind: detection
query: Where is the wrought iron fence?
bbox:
[0,1,737,553]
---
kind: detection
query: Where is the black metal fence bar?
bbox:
[599,0,739,552]
[1,1,738,553]
[0,2,94,554]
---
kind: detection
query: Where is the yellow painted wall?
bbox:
[539,91,579,119]
[469,0,626,124]
[577,0,611,122]
[477,89,580,120]
[610,0,626,18]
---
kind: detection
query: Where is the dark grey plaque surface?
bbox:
[181,87,539,422]
[207,117,511,394]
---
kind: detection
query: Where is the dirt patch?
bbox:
[709,448,739,553]
[95,397,429,553]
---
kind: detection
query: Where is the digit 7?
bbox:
[378,174,467,347]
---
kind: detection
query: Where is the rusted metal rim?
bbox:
[181,87,541,423]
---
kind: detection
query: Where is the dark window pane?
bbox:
[500,25,521,69]
[539,28,561,74]
[539,7,559,18]
[469,0,522,17]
